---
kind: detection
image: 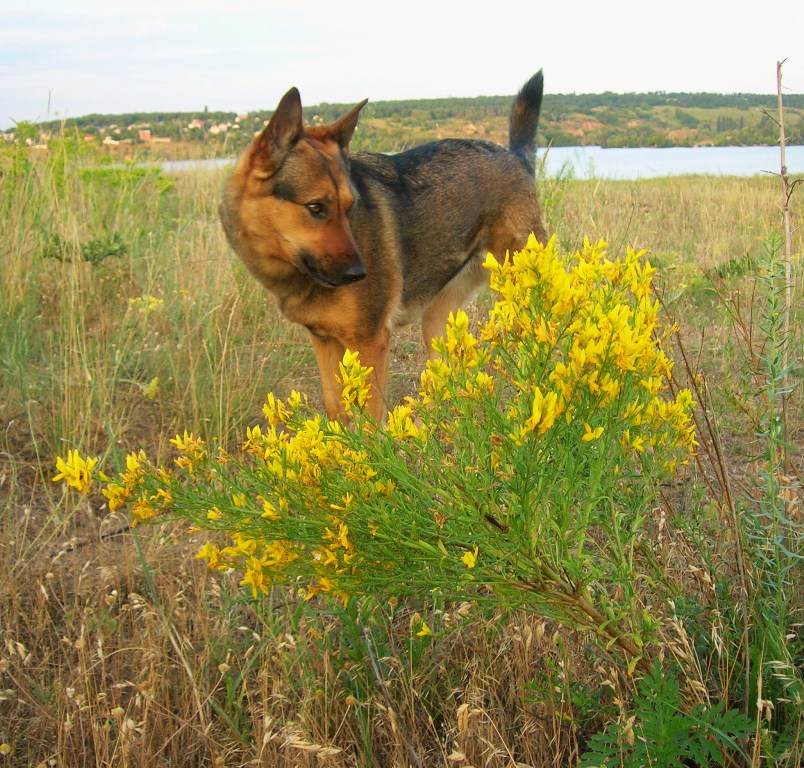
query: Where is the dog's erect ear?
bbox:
[255,87,304,170]
[331,99,368,155]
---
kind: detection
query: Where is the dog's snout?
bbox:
[301,252,366,287]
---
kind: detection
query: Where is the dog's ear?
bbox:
[255,87,304,170]
[331,99,368,155]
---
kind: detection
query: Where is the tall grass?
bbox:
[0,138,801,767]
[1,143,304,466]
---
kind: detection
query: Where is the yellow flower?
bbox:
[461,546,479,569]
[420,358,453,404]
[195,541,223,569]
[287,389,305,409]
[305,576,344,602]
[174,455,194,473]
[387,404,421,440]
[141,376,159,401]
[260,498,279,519]
[416,620,432,637]
[318,546,339,567]
[444,310,476,356]
[52,450,98,493]
[102,483,129,511]
[262,393,291,427]
[338,522,351,550]
[525,387,561,435]
[125,450,147,474]
[625,252,656,299]
[131,498,156,523]
[240,557,269,598]
[482,251,501,272]
[582,423,604,442]
[338,349,374,412]
[243,425,265,456]
[170,430,205,455]
[170,432,206,475]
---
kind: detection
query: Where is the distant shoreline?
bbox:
[5,89,802,152]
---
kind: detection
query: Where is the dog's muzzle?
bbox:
[301,253,366,288]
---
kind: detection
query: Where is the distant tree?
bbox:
[13,120,38,144]
[675,109,699,128]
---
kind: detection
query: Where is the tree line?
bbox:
[15,89,804,152]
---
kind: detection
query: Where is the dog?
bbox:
[220,72,547,421]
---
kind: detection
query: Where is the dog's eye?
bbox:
[306,202,327,219]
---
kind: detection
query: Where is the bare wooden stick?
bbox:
[774,59,802,472]
[776,61,790,459]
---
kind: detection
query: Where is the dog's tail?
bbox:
[508,70,544,174]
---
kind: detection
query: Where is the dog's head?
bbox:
[220,88,369,289]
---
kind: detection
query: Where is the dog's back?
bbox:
[346,71,546,327]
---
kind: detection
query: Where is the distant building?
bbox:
[137,129,171,143]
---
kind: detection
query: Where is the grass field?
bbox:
[0,138,801,767]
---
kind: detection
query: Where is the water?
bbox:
[161,145,804,181]
[162,158,233,173]
[537,144,804,180]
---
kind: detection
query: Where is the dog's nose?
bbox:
[341,261,366,283]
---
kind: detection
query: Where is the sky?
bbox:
[2,0,803,129]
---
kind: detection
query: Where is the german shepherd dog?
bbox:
[220,72,547,421]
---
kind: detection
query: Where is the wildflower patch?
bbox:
[54,235,697,666]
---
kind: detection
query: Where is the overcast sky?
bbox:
[2,0,802,128]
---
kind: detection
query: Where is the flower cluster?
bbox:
[338,349,374,415]
[53,235,697,632]
[128,294,164,316]
[473,234,696,465]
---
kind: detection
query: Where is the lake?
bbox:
[537,144,804,180]
[162,145,804,181]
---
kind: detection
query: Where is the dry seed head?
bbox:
[387,706,399,735]
[456,702,469,733]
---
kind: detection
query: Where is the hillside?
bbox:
[6,90,804,158]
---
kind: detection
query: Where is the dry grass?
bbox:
[0,144,801,767]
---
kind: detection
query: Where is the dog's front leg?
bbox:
[354,327,391,423]
[309,329,391,423]
[309,334,348,421]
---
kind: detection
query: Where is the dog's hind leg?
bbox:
[421,256,487,359]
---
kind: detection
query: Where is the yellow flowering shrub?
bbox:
[54,235,697,665]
